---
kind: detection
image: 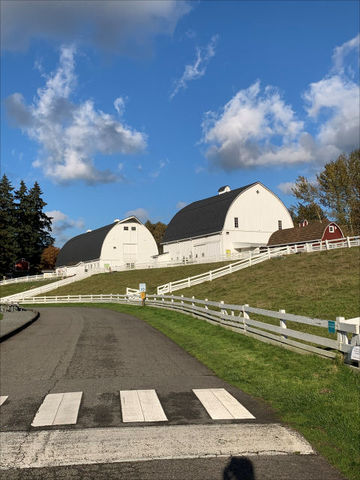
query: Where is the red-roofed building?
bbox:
[267,220,344,247]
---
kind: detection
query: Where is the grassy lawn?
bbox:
[0,279,61,298]
[177,247,360,321]
[26,302,360,480]
[43,261,232,296]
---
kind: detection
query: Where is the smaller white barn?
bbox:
[161,182,294,262]
[56,216,158,275]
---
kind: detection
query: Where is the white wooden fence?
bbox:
[157,236,360,294]
[0,273,91,302]
[0,272,66,286]
[13,293,359,360]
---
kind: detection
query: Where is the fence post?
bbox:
[279,309,287,340]
[286,246,290,255]
[171,295,174,304]
[242,304,249,332]
[268,248,271,259]
[181,294,184,304]
[336,316,348,350]
[192,296,195,307]
[209,271,212,281]
[347,236,351,248]
[188,277,191,287]
[169,282,172,293]
[205,299,208,310]
[325,240,329,250]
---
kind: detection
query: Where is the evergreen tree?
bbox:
[0,175,18,277]
[14,180,33,264]
[26,182,54,272]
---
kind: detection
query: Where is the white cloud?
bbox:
[46,210,85,246]
[114,97,126,116]
[176,201,188,209]
[201,35,359,171]
[150,159,169,178]
[201,81,306,169]
[6,45,147,184]
[277,182,295,196]
[331,34,359,74]
[125,208,149,223]
[1,0,191,53]
[170,35,218,99]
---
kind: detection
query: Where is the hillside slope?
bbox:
[41,248,359,320]
[43,261,232,297]
[177,247,359,320]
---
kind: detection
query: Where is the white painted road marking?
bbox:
[0,424,314,470]
[193,388,255,420]
[31,392,82,427]
[0,396,8,407]
[120,390,167,422]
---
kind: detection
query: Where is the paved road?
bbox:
[0,307,346,479]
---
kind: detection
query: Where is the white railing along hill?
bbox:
[0,272,66,286]
[156,236,360,295]
[11,293,359,361]
[0,272,92,302]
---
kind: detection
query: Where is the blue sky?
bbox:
[1,1,359,246]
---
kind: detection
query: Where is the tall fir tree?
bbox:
[26,182,54,272]
[14,180,33,264]
[0,175,18,276]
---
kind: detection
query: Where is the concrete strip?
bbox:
[138,390,168,422]
[0,424,314,470]
[120,391,144,422]
[120,390,167,423]
[193,389,233,419]
[0,396,8,406]
[212,388,255,419]
[31,392,82,427]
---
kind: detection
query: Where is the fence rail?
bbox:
[0,272,66,286]
[10,293,359,361]
[156,236,360,294]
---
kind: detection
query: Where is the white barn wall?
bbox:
[222,184,294,252]
[100,221,158,268]
[162,183,294,261]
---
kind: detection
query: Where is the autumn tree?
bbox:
[145,220,167,253]
[40,245,60,270]
[291,150,360,235]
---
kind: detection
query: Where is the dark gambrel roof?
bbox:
[56,223,115,267]
[162,183,257,244]
[267,220,335,246]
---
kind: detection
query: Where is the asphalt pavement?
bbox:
[0,307,346,479]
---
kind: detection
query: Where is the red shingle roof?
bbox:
[267,220,332,246]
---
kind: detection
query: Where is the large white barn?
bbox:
[161,182,294,262]
[56,216,158,275]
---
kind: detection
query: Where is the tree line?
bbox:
[0,175,54,277]
[290,150,360,235]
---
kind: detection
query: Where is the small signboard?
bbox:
[328,321,336,334]
[350,346,360,362]
[139,283,146,292]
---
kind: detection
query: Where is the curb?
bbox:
[0,310,40,342]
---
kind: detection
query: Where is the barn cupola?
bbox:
[218,185,231,195]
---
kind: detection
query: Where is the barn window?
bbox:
[124,226,129,231]
[329,225,335,233]
[278,220,282,230]
[113,246,117,249]
[202,253,205,257]
[226,231,229,235]
[234,217,239,228]
[131,227,136,231]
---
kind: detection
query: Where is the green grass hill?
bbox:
[42,247,359,320]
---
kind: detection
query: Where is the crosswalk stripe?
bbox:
[0,396,8,406]
[31,392,82,427]
[193,388,255,420]
[120,390,167,422]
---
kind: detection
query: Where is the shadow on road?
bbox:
[223,457,255,480]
